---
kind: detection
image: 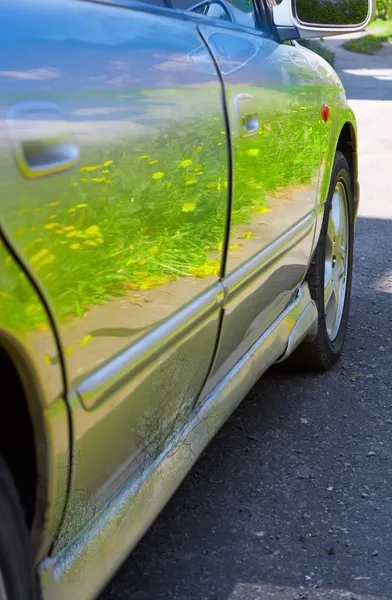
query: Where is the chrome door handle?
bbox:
[7,101,79,180]
[233,92,260,138]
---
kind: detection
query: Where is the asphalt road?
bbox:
[100,39,392,600]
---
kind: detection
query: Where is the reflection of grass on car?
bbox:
[1,87,320,332]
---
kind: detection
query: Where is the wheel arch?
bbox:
[336,120,359,216]
[0,331,50,554]
[0,240,70,562]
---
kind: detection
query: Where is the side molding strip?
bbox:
[39,282,317,600]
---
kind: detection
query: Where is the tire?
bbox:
[0,457,38,600]
[285,150,354,372]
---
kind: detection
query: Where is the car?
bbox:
[0,0,374,598]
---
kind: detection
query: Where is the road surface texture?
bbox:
[100,37,392,600]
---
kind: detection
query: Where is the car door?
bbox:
[193,13,323,389]
[0,0,229,547]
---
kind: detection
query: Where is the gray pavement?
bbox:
[100,37,392,600]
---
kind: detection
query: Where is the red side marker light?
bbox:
[321,104,330,123]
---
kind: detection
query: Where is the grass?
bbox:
[297,39,335,66]
[0,86,321,335]
[343,19,392,54]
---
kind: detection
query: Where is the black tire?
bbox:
[284,151,354,372]
[0,457,38,600]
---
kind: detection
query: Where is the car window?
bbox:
[176,0,256,28]
[134,0,169,5]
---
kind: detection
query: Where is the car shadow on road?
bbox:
[100,216,392,600]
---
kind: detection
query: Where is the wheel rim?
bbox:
[324,181,349,341]
[0,569,7,600]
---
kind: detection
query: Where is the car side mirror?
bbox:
[273,0,375,41]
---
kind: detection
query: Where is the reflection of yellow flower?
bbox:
[38,254,55,268]
[148,160,158,165]
[80,165,100,172]
[229,244,239,251]
[250,205,269,214]
[65,347,74,357]
[152,172,165,180]
[131,274,169,290]
[103,160,113,167]
[189,260,220,278]
[30,248,49,265]
[76,203,88,208]
[44,223,59,230]
[80,334,92,348]
[179,159,192,168]
[185,178,197,186]
[85,225,100,236]
[138,154,149,159]
[92,177,106,183]
[43,354,51,366]
[244,231,252,240]
[49,201,61,207]
[70,243,81,250]
[247,148,259,157]
[182,202,196,212]
[63,225,75,231]
[84,240,98,247]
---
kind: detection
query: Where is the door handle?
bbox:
[7,101,79,180]
[233,93,260,138]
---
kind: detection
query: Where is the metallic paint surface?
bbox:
[0,241,69,560]
[0,0,361,597]
[45,283,315,600]
[0,0,229,389]
[199,28,322,380]
[0,0,229,552]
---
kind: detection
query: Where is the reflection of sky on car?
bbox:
[0,4,216,98]
[0,2,280,115]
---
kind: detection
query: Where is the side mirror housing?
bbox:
[273,0,376,41]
